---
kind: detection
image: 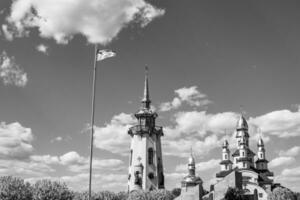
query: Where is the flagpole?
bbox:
[89,43,98,200]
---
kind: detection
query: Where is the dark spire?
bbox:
[141,66,151,109]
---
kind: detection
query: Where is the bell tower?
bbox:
[127,67,164,191]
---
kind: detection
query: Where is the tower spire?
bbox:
[142,66,151,109]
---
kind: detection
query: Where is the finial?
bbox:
[142,66,151,109]
[239,105,246,117]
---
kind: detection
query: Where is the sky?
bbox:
[1,0,300,193]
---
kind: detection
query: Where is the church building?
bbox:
[127,68,164,192]
[209,115,275,200]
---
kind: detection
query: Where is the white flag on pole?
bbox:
[97,49,116,61]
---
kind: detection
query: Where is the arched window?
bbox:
[148,148,153,165]
[225,154,228,160]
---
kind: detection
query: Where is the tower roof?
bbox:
[188,148,195,165]
[222,140,229,148]
[236,115,248,130]
[258,137,264,147]
[141,66,151,109]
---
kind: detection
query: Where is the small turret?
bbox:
[256,137,268,170]
[236,115,249,147]
[220,140,232,172]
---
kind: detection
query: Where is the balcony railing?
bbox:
[128,125,163,136]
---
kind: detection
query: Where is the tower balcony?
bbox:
[128,125,163,136]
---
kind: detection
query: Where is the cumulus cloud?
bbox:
[175,158,220,172]
[0,122,33,159]
[159,86,212,111]
[36,44,49,54]
[279,146,300,157]
[4,0,165,44]
[94,113,135,155]
[0,51,28,87]
[250,109,300,138]
[269,156,295,168]
[31,151,124,173]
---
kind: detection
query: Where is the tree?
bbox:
[0,176,32,200]
[32,179,73,200]
[268,187,295,200]
[224,187,242,200]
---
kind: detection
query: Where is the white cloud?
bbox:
[159,86,212,111]
[269,156,295,168]
[0,51,28,87]
[36,44,49,54]
[0,122,33,159]
[50,136,63,143]
[4,0,165,44]
[175,158,220,172]
[94,113,135,155]
[30,155,60,165]
[1,24,14,41]
[250,109,300,138]
[279,146,300,157]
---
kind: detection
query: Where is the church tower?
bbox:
[255,137,268,171]
[127,68,164,192]
[220,140,232,172]
[232,115,255,169]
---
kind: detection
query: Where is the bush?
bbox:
[171,188,181,198]
[224,187,242,200]
[0,176,33,200]
[32,179,74,200]
[148,189,174,200]
[268,187,296,200]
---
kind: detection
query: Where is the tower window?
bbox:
[225,154,227,160]
[242,152,245,156]
[148,148,154,165]
[148,173,154,179]
[243,162,246,168]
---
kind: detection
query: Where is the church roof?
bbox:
[232,149,256,157]
[236,115,248,130]
[216,169,233,178]
[219,160,233,165]
[255,159,269,163]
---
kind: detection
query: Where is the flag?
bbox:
[96,49,116,61]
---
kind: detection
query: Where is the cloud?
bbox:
[162,111,239,157]
[29,151,124,174]
[279,146,300,157]
[269,156,295,168]
[0,51,28,87]
[94,113,135,155]
[175,158,220,172]
[50,136,63,143]
[1,24,14,41]
[250,109,300,138]
[164,111,238,139]
[0,122,34,159]
[4,0,165,44]
[159,86,212,111]
[36,44,49,54]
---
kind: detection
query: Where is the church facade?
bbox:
[127,69,164,191]
[210,115,275,200]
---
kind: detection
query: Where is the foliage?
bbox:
[267,187,296,200]
[171,188,181,198]
[224,187,243,200]
[148,189,174,200]
[32,179,74,200]
[127,189,175,200]
[0,176,33,200]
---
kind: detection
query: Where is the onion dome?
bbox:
[258,137,264,147]
[236,115,248,130]
[222,140,229,148]
[188,153,195,165]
